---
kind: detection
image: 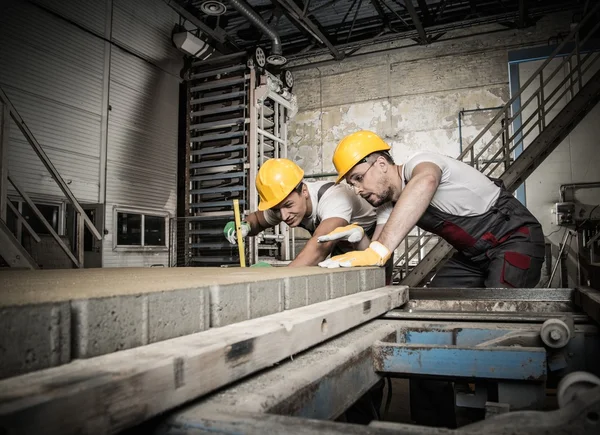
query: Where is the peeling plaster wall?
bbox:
[287,12,594,282]
[288,12,574,177]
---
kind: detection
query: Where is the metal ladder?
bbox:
[184,52,250,266]
[183,53,295,266]
[398,3,600,286]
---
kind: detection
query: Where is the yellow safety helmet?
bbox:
[256,158,304,211]
[332,130,391,183]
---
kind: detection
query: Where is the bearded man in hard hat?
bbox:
[224,158,386,268]
[318,130,545,289]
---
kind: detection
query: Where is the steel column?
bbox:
[405,0,428,43]
[0,104,8,222]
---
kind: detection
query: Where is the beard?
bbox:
[364,185,394,207]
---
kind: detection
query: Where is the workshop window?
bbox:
[115,210,167,248]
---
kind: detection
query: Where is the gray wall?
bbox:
[521,59,600,286]
[288,13,574,171]
[0,0,182,267]
[287,12,598,285]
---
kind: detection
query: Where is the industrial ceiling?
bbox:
[171,0,586,63]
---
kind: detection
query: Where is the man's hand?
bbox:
[318,241,391,268]
[224,221,251,245]
[317,223,364,244]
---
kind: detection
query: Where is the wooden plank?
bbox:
[7,200,41,243]
[77,212,84,266]
[575,286,600,325]
[8,174,80,268]
[0,88,102,241]
[163,320,398,425]
[157,410,404,435]
[0,286,408,435]
[0,104,8,222]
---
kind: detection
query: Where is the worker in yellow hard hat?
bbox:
[223,158,378,267]
[319,130,545,290]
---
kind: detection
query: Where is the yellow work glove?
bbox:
[317,223,365,244]
[318,241,391,268]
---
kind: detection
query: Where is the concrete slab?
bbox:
[0,302,70,380]
[0,267,385,373]
[0,267,374,306]
[0,287,408,435]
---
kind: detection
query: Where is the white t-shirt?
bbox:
[264,181,377,233]
[376,152,501,225]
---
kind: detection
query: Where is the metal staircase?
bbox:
[398,3,600,286]
[182,52,296,266]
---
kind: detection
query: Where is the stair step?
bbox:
[191,185,246,195]
[191,199,246,208]
[192,143,247,156]
[257,118,274,129]
[190,157,244,169]
[191,104,245,117]
[190,242,235,249]
[192,52,246,68]
[190,64,247,80]
[191,90,246,105]
[191,130,245,143]
[190,76,246,93]
[189,228,225,235]
[190,118,247,132]
[190,171,245,182]
[190,256,239,264]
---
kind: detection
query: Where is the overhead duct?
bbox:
[228,0,286,65]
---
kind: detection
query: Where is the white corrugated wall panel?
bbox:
[112,0,181,73]
[35,0,108,34]
[0,0,106,203]
[103,0,181,268]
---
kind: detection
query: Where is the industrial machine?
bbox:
[150,286,600,434]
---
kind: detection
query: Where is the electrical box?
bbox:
[555,202,576,225]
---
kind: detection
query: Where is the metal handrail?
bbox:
[459,1,600,163]
[395,4,600,281]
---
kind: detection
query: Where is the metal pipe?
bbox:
[548,229,574,288]
[304,172,337,179]
[228,0,283,56]
[560,182,600,202]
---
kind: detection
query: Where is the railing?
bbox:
[395,2,600,283]
[0,87,102,268]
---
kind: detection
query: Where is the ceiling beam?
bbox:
[370,0,390,29]
[416,0,432,25]
[404,0,428,44]
[518,0,528,28]
[433,0,448,23]
[277,0,344,60]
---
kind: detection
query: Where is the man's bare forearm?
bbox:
[289,237,334,266]
[377,173,439,252]
[245,211,274,236]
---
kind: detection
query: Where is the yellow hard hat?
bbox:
[332,130,391,183]
[256,158,304,211]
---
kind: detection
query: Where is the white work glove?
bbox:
[224,221,251,245]
[318,241,391,268]
[317,223,365,244]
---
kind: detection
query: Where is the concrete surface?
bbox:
[0,267,385,376]
[0,302,70,380]
[161,319,399,423]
